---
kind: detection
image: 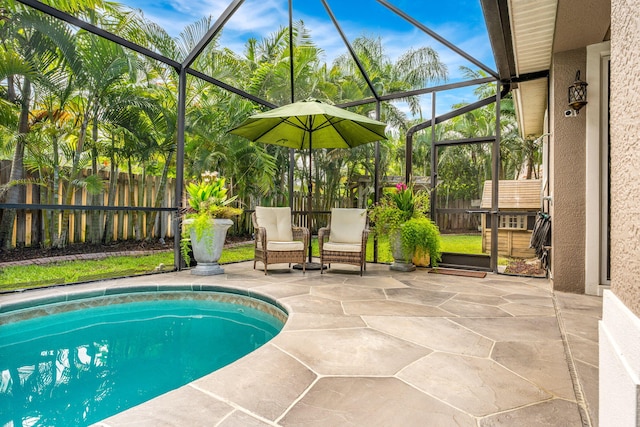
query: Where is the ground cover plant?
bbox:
[0,234,489,291]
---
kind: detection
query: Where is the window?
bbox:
[499,215,526,230]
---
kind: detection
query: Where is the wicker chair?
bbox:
[318,208,369,275]
[252,207,309,275]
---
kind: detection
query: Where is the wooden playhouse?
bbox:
[480,180,541,258]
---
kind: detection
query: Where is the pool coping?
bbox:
[0,283,290,324]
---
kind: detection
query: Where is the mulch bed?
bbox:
[504,259,546,276]
[0,235,252,264]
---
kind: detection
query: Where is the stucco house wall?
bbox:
[610,1,640,316]
[599,1,640,425]
[549,48,587,293]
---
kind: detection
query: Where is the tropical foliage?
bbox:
[184,171,241,219]
[0,1,538,253]
[181,171,242,265]
[369,183,441,265]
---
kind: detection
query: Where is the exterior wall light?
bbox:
[568,70,588,113]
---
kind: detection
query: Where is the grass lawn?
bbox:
[439,234,483,254]
[365,233,482,263]
[0,234,484,292]
[0,245,254,292]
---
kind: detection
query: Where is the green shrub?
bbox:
[401,217,442,266]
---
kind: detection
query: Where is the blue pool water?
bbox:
[0,292,285,426]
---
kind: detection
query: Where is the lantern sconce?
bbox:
[568,70,588,114]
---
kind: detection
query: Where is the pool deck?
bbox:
[1,261,602,426]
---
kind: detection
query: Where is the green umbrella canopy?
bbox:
[228,98,388,149]
[228,98,387,265]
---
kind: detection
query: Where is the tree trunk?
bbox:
[57,111,91,248]
[137,168,145,240]
[88,148,101,243]
[102,133,118,244]
[0,78,31,250]
[31,169,42,247]
[50,133,60,246]
[127,158,139,240]
[88,115,101,244]
[147,150,174,240]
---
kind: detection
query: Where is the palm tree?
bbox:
[52,30,142,246]
[331,36,447,123]
[25,96,77,247]
[314,35,448,209]
[241,22,324,207]
[0,5,78,249]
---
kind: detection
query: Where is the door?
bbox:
[431,139,495,271]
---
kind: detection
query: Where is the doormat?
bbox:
[428,268,487,278]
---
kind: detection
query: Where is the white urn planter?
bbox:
[186,218,233,275]
[389,229,416,272]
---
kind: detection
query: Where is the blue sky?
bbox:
[124,0,496,116]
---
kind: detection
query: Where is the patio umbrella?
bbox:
[229,98,387,263]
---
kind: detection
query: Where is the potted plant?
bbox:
[369,183,442,271]
[181,171,243,275]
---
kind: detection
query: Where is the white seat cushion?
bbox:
[255,206,294,242]
[323,241,362,253]
[266,241,304,251]
[329,208,366,243]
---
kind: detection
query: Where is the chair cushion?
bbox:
[329,208,366,243]
[323,241,362,253]
[266,241,304,251]
[255,206,294,242]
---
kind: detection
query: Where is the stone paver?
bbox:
[98,385,233,427]
[0,261,602,426]
[492,341,576,400]
[478,399,583,426]
[279,377,476,426]
[452,316,563,342]
[398,352,551,417]
[193,344,317,421]
[556,291,602,425]
[364,316,493,357]
[275,327,431,376]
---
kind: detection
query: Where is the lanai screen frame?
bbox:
[8,0,522,273]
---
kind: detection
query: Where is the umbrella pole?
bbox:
[308,131,313,263]
[293,130,326,270]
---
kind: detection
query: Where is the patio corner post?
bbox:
[374,101,381,263]
[430,92,437,223]
[405,128,412,185]
[490,82,501,273]
[288,0,295,209]
[174,68,187,271]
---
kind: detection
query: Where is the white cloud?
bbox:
[135,0,495,73]
[214,0,288,33]
[127,0,494,112]
[300,18,346,64]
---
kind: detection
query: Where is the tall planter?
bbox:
[389,229,416,272]
[187,218,233,276]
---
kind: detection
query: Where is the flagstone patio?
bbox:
[1,261,602,426]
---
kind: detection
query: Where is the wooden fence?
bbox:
[434,198,481,233]
[0,160,177,248]
[1,157,481,248]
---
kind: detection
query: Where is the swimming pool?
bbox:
[0,289,286,426]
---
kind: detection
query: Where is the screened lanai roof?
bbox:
[13,0,521,270]
[20,0,502,114]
